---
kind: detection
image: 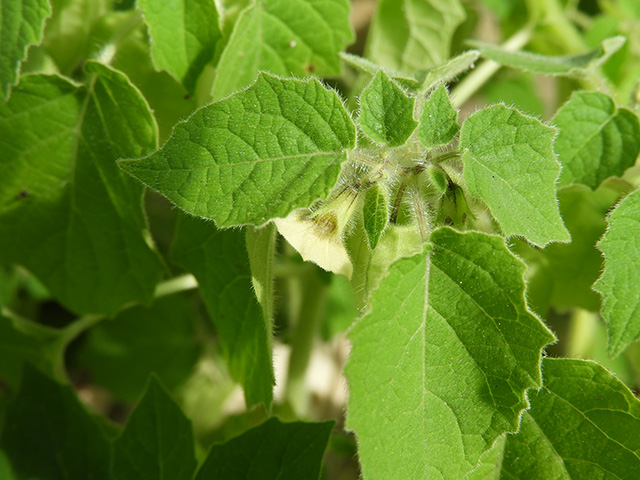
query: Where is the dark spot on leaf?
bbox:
[307,65,315,73]
[16,190,30,199]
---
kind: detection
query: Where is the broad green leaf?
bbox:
[510,184,616,315]
[358,70,417,146]
[464,437,505,480]
[0,63,163,315]
[366,0,466,75]
[362,184,389,249]
[470,36,626,76]
[76,295,201,402]
[211,0,353,99]
[501,358,640,478]
[346,228,555,479]
[0,0,51,101]
[460,104,570,246]
[554,91,640,189]
[594,188,640,357]
[216,0,251,35]
[0,313,57,390]
[0,450,16,480]
[171,214,274,408]
[112,377,197,480]
[0,366,111,480]
[195,417,334,480]
[119,73,356,227]
[419,83,459,148]
[246,223,276,337]
[137,0,221,93]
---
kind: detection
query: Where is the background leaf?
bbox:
[0,366,111,480]
[195,417,334,480]
[365,0,465,75]
[211,0,353,99]
[137,0,221,93]
[75,294,202,402]
[357,70,417,146]
[119,73,356,227]
[594,187,640,357]
[346,228,555,479]
[112,376,197,480]
[0,63,163,315]
[0,0,51,100]
[460,103,570,246]
[554,91,640,189]
[501,358,640,478]
[171,214,274,408]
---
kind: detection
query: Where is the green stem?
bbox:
[567,309,599,358]
[451,24,534,107]
[284,271,329,416]
[154,273,198,298]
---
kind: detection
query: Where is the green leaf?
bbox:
[501,358,640,478]
[470,36,626,76]
[0,365,111,480]
[0,450,16,480]
[339,52,421,89]
[195,417,334,480]
[0,0,51,101]
[419,83,459,148]
[358,70,417,146]
[346,228,555,479]
[594,188,640,357]
[362,184,389,249]
[366,0,466,75]
[171,214,274,408]
[137,0,221,93]
[554,91,640,189]
[211,0,353,99]
[76,295,202,402]
[112,376,197,480]
[416,50,480,94]
[119,73,356,227]
[460,104,570,246]
[0,63,163,315]
[0,314,57,390]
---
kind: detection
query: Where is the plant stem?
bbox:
[567,309,599,358]
[284,271,329,416]
[451,25,534,108]
[154,273,199,298]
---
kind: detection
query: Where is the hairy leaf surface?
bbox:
[594,188,640,357]
[171,215,274,408]
[346,228,555,479]
[0,0,50,100]
[554,91,640,189]
[120,73,356,227]
[195,417,334,480]
[460,104,570,246]
[366,0,465,75]
[212,0,353,99]
[419,83,459,148]
[0,64,163,315]
[138,0,221,93]
[362,184,389,249]
[501,359,640,478]
[113,377,197,480]
[358,70,417,146]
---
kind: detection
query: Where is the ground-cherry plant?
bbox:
[2,0,640,478]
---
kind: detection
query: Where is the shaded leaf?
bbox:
[0,366,111,480]
[554,91,640,189]
[0,63,163,315]
[195,417,334,480]
[460,104,570,246]
[0,0,50,100]
[594,188,640,357]
[120,73,356,227]
[171,214,274,408]
[138,0,221,93]
[212,0,353,99]
[112,377,197,480]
